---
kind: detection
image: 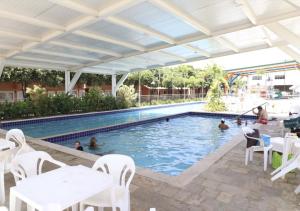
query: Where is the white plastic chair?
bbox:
[80,154,135,211]
[10,151,66,183]
[0,129,34,204]
[242,127,273,171]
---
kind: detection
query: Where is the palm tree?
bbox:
[203,64,228,111]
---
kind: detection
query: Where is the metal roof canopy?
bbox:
[0,0,300,94]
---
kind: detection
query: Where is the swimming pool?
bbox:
[1,103,203,138]
[58,115,246,176]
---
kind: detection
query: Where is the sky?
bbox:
[186,47,292,70]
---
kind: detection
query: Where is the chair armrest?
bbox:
[51,159,67,167]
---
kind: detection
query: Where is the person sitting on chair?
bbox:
[252,106,268,124]
[218,119,229,130]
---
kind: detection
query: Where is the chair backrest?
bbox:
[5,129,34,155]
[5,129,26,146]
[242,127,262,147]
[10,151,66,183]
[93,154,135,189]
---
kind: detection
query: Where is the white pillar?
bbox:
[116,73,129,91]
[68,71,82,93]
[112,74,117,97]
[0,61,5,78]
[65,70,70,93]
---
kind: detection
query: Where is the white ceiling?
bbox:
[0,0,299,75]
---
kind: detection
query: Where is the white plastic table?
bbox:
[9,165,114,211]
[0,139,15,151]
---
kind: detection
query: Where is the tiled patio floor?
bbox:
[2,120,300,211]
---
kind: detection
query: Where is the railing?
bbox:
[139,93,206,103]
[236,102,268,119]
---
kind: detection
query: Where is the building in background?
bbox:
[227,60,300,98]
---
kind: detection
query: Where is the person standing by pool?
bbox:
[75,141,83,151]
[218,119,229,130]
[252,106,268,124]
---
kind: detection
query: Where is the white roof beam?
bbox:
[235,0,257,25]
[107,17,176,44]
[50,41,122,57]
[13,56,80,66]
[73,30,145,51]
[262,26,273,47]
[48,0,98,16]
[0,44,19,50]
[5,59,67,70]
[29,49,99,62]
[183,45,211,57]
[149,0,211,35]
[283,0,300,9]
[266,22,300,48]
[81,68,124,75]
[93,64,129,71]
[278,46,300,62]
[215,37,240,53]
[0,11,64,30]
[158,51,187,62]
[0,30,40,41]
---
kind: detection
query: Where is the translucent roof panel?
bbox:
[280,16,300,36]
[36,5,84,26]
[182,0,250,31]
[248,0,295,19]
[116,1,199,39]
[58,34,136,55]
[0,0,298,74]
[85,20,165,47]
[34,44,106,60]
[222,27,268,49]
[189,38,228,54]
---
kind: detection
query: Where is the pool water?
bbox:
[59,115,243,176]
[3,103,203,138]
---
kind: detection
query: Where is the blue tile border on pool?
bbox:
[43,111,256,143]
[0,102,203,128]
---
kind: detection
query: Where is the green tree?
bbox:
[1,67,42,98]
[117,85,137,107]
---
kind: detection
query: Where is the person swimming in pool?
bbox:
[75,141,83,151]
[88,137,105,150]
[218,119,229,130]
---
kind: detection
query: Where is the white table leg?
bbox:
[72,203,78,211]
[0,170,5,204]
[9,190,16,211]
[27,204,35,211]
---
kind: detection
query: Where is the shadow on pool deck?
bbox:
[2,120,300,211]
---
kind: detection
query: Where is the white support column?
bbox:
[0,61,5,77]
[65,70,70,93]
[68,71,82,93]
[116,73,129,91]
[112,74,117,97]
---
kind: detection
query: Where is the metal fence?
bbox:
[139,93,206,103]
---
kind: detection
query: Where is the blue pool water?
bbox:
[59,115,244,176]
[3,103,203,138]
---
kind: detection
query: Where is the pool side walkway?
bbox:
[2,120,300,211]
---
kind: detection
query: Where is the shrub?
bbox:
[117,85,137,107]
[0,87,129,120]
